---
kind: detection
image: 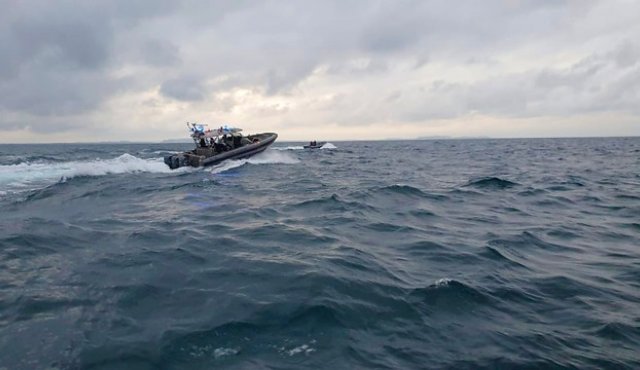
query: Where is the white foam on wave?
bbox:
[281,340,317,356]
[273,146,304,151]
[321,142,337,149]
[213,347,239,359]
[0,153,185,194]
[434,278,452,287]
[247,149,299,164]
[206,149,299,174]
[0,149,298,196]
[206,159,247,174]
[151,150,181,155]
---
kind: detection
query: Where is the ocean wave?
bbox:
[408,279,492,311]
[406,209,438,219]
[0,154,67,165]
[593,322,640,343]
[0,150,298,195]
[246,149,299,164]
[273,145,305,151]
[205,159,249,174]
[205,149,299,174]
[545,180,586,191]
[619,222,640,232]
[402,240,450,257]
[287,194,374,214]
[156,302,339,367]
[480,246,530,270]
[282,341,317,356]
[372,184,449,201]
[487,231,578,253]
[0,154,183,195]
[377,184,427,197]
[464,177,519,189]
[293,194,345,209]
[616,194,640,201]
[151,150,182,155]
[530,275,600,301]
[236,222,339,246]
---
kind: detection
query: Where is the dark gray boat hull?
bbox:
[303,141,326,149]
[164,133,278,169]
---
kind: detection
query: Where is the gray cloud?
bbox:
[265,62,316,95]
[325,59,389,76]
[609,41,640,69]
[1,0,639,140]
[0,71,123,116]
[0,0,176,129]
[392,45,640,122]
[160,75,205,101]
[136,39,182,67]
[11,12,112,70]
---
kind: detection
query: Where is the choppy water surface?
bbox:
[1,138,639,369]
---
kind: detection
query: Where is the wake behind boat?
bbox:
[164,123,277,169]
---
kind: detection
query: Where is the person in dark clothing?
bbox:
[225,135,235,149]
[215,137,228,152]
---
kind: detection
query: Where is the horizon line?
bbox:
[0,135,639,145]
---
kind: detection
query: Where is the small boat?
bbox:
[164,123,278,169]
[303,141,326,149]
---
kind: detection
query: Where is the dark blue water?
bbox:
[1,138,639,369]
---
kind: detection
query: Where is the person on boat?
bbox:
[233,134,242,148]
[224,134,235,149]
[216,136,227,151]
[213,137,226,152]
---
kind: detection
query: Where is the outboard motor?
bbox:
[163,155,174,168]
[164,154,188,169]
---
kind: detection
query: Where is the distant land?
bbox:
[415,135,491,140]
[378,135,492,141]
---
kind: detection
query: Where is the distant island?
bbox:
[415,135,452,140]
[382,135,492,141]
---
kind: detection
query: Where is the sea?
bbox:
[0,137,639,369]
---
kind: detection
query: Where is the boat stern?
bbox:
[164,153,203,169]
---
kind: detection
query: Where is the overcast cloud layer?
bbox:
[1,0,639,142]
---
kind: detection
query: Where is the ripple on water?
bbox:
[408,279,493,314]
[464,177,519,190]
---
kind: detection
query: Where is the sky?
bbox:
[1,0,639,143]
